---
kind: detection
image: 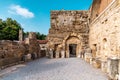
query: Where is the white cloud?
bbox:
[9,5,34,18]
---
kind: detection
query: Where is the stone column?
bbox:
[19,29,23,41]
[66,51,69,58]
[66,45,69,58]
[119,59,120,80]
[107,58,119,80]
[61,50,65,58]
[55,51,59,58]
[85,48,92,63]
[85,53,92,63]
[101,60,107,73]
[49,49,53,59]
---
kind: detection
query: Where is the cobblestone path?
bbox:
[0,58,108,80]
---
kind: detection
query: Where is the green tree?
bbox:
[36,32,46,40]
[23,32,46,40]
[0,18,21,40]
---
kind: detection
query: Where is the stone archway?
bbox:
[62,33,82,58]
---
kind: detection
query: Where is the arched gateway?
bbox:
[62,33,82,58]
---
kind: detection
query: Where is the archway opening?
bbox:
[69,44,77,57]
[64,35,81,58]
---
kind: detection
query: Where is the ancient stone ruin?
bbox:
[47,10,89,58]
[0,32,41,69]
[1,0,120,79]
[47,0,120,79]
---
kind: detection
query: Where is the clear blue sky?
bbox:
[0,0,93,35]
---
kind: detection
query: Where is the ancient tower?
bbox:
[47,10,89,58]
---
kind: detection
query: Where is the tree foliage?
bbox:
[36,32,46,40]
[24,32,46,40]
[0,18,46,40]
[0,18,21,40]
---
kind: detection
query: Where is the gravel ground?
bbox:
[0,58,108,80]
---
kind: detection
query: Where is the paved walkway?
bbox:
[0,58,108,80]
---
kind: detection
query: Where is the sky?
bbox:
[0,0,93,35]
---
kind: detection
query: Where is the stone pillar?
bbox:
[55,51,59,58]
[61,50,65,58]
[66,51,69,58]
[49,49,53,59]
[19,29,23,41]
[85,53,92,63]
[85,48,92,63]
[119,59,120,80]
[65,44,69,58]
[101,60,107,73]
[107,58,119,80]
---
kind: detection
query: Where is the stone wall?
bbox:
[0,32,41,69]
[90,0,113,22]
[89,0,120,79]
[89,0,120,61]
[48,10,89,44]
[47,10,89,58]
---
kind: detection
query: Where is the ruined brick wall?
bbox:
[47,10,89,48]
[27,32,40,57]
[0,40,26,68]
[0,32,41,68]
[89,0,120,60]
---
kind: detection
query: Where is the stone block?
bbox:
[107,58,119,80]
[92,59,101,68]
[26,54,31,60]
[85,52,92,63]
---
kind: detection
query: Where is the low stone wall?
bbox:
[0,32,42,69]
[88,57,120,80]
[0,57,21,69]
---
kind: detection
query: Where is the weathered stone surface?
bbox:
[89,0,120,61]
[89,0,120,79]
[107,58,119,80]
[101,60,107,73]
[0,32,41,68]
[92,59,101,69]
[47,10,89,58]
[49,49,53,59]
[19,29,23,41]
[85,53,92,63]
[55,51,59,58]
[61,50,65,58]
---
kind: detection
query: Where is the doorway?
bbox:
[69,44,77,57]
